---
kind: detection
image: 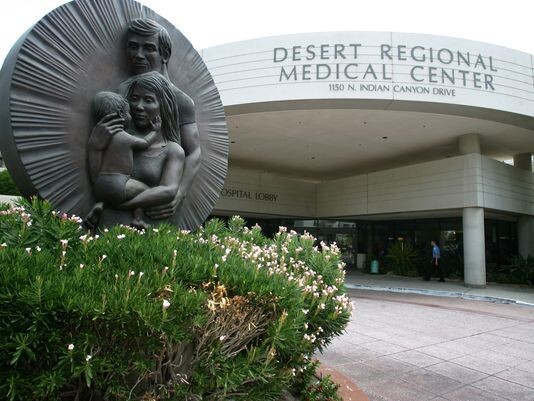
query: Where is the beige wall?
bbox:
[215,154,534,219]
[213,166,316,217]
[0,195,16,205]
[3,157,532,219]
[316,154,484,217]
[481,157,534,215]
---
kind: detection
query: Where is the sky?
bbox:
[1,0,534,67]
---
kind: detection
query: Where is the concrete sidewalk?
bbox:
[319,291,534,401]
[344,271,534,307]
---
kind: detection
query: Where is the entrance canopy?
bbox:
[224,107,534,180]
[202,31,534,180]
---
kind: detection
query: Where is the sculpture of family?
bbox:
[85,18,201,229]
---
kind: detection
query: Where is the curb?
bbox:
[317,363,369,401]
[345,283,534,308]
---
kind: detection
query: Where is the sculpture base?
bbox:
[90,207,172,231]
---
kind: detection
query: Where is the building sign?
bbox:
[274,43,498,96]
[203,32,534,117]
[221,188,278,202]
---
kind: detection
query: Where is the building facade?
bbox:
[202,32,534,287]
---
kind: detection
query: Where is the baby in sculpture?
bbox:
[87,91,160,229]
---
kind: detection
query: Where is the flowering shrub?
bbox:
[0,198,352,400]
[292,360,342,401]
[304,376,342,401]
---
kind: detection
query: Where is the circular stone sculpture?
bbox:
[0,0,228,231]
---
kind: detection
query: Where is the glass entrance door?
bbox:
[315,231,356,269]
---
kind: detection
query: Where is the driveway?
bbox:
[318,290,534,401]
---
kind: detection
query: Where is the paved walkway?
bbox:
[345,271,534,306]
[318,273,534,401]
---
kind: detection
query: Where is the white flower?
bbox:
[162,299,171,309]
[128,270,135,277]
[86,355,92,361]
[68,343,74,351]
[79,264,84,269]
[152,228,159,233]
[116,234,126,240]
[25,248,31,254]
[60,239,68,246]
[219,335,226,341]
[139,271,144,277]
[35,246,41,252]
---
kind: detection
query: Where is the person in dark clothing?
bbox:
[424,240,445,282]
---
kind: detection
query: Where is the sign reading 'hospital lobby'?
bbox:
[273,44,498,91]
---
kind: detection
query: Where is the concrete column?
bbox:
[463,207,486,288]
[513,153,532,171]
[518,215,534,258]
[459,133,481,155]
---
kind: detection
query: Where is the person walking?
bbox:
[424,240,445,282]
